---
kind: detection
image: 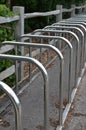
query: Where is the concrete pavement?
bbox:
[63,71,86,130]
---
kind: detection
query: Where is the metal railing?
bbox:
[19,17,86,129]
[0,54,49,130]
[44,25,84,72]
[30,29,79,88]
[61,19,86,61]
[52,23,86,66]
[1,13,86,130]
[19,34,73,126]
[0,81,22,130]
[2,41,64,127]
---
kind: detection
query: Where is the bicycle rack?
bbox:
[52,22,86,67]
[0,81,22,130]
[44,25,84,73]
[19,34,73,128]
[60,20,86,61]
[0,54,49,130]
[1,14,86,130]
[2,37,73,128]
[2,41,64,128]
[31,29,79,51]
[58,21,86,44]
[30,29,80,88]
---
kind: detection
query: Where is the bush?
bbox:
[0,4,17,87]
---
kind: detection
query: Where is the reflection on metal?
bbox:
[0,54,49,130]
[0,81,22,130]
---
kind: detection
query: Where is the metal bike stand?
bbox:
[19,35,73,128]
[52,23,86,68]
[58,21,86,61]
[2,41,64,128]
[61,20,86,62]
[0,81,22,130]
[44,25,84,75]
[30,29,80,89]
[0,54,49,130]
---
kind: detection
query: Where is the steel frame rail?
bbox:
[0,54,49,130]
[2,41,64,128]
[30,29,79,89]
[44,25,84,73]
[19,34,73,127]
[0,81,22,130]
[52,23,86,67]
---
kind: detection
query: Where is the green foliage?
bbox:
[0,0,5,4]
[0,4,18,17]
[0,4,17,87]
[0,23,14,42]
[0,4,10,16]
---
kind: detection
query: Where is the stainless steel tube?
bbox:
[0,54,49,130]
[2,41,64,126]
[0,81,22,130]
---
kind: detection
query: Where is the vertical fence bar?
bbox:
[29,38,32,81]
[56,5,62,22]
[13,6,25,81]
[15,45,19,92]
[71,4,75,17]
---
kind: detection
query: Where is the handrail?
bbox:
[0,54,49,130]
[0,3,86,24]
[0,81,22,130]
[24,10,60,19]
[2,41,64,126]
[62,8,73,13]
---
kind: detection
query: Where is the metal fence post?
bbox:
[56,5,62,22]
[13,6,25,81]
